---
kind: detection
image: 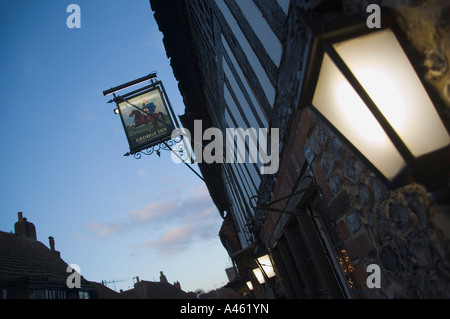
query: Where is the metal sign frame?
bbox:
[115,84,175,155]
[104,74,204,182]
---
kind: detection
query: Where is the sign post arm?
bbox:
[162,141,205,182]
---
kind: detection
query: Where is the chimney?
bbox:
[14,212,37,240]
[49,236,55,251]
[160,271,168,283]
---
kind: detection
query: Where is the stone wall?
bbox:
[259,0,450,298]
[382,0,450,113]
[305,109,450,298]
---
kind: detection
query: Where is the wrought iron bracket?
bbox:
[125,135,204,182]
[249,175,334,222]
[124,135,184,158]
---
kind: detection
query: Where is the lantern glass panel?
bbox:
[252,267,265,284]
[312,28,450,181]
[313,53,405,180]
[333,29,450,158]
[257,254,276,278]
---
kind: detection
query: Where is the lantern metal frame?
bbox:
[296,8,450,194]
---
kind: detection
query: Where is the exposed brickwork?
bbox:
[219,214,241,256]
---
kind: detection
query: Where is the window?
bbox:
[222,35,269,126]
[271,189,350,298]
[29,289,66,299]
[276,0,290,15]
[79,291,90,299]
[216,0,276,106]
[235,0,282,66]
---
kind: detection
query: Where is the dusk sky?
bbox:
[0,0,230,292]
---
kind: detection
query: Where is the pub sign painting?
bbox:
[117,87,175,154]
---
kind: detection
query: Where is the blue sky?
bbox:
[0,0,230,293]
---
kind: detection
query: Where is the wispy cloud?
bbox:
[74,97,98,123]
[137,169,149,177]
[72,233,86,242]
[16,54,47,78]
[143,27,166,55]
[87,199,179,239]
[133,226,196,254]
[85,183,221,255]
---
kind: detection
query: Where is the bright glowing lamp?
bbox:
[257,254,276,278]
[300,13,450,190]
[252,267,265,284]
[246,280,254,290]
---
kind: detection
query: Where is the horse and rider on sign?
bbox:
[129,100,165,131]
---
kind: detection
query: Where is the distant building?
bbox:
[120,275,196,299]
[225,266,238,282]
[0,212,121,299]
[150,0,450,299]
[0,212,201,299]
[173,280,181,290]
[159,270,168,283]
[198,286,237,299]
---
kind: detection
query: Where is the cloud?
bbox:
[155,226,196,254]
[72,233,86,242]
[77,111,96,122]
[16,54,47,78]
[144,28,166,55]
[162,226,193,243]
[87,221,126,239]
[74,99,98,123]
[86,183,222,254]
[128,200,179,223]
[132,225,212,255]
[86,199,179,238]
[137,169,149,177]
[157,175,180,185]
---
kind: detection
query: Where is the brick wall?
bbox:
[219,214,242,256]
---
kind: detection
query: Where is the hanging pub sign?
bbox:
[116,86,176,154]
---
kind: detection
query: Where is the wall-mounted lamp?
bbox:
[252,244,276,285]
[256,254,276,279]
[299,10,450,195]
[252,267,266,285]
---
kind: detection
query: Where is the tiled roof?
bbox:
[0,231,90,288]
[89,281,127,299]
[120,280,197,299]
